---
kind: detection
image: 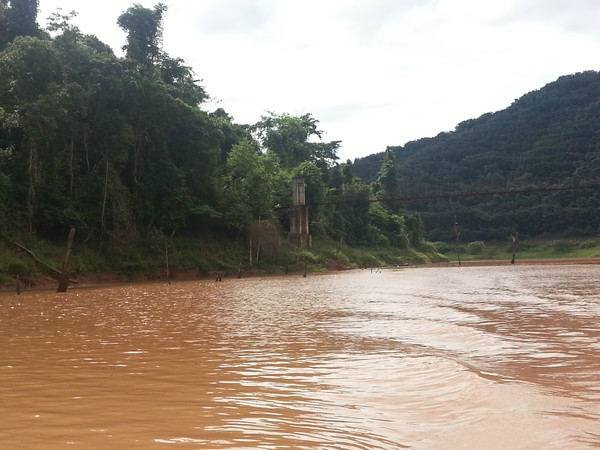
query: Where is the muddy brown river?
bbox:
[1,264,599,449]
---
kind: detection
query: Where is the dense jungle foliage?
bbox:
[354,71,600,242]
[0,1,434,280]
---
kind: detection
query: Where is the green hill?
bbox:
[354,71,600,241]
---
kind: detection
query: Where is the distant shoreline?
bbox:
[436,257,600,267]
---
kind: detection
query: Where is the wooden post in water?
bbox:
[15,274,21,295]
[453,216,462,266]
[57,227,76,293]
[165,241,171,285]
[511,232,520,264]
[165,230,175,285]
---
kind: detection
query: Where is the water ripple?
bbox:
[1,265,599,448]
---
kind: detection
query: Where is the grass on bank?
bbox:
[435,237,600,262]
[4,232,599,289]
[0,232,446,287]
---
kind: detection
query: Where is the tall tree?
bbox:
[221,139,284,232]
[336,181,372,245]
[0,36,62,232]
[50,23,133,241]
[0,1,8,48]
[117,3,167,65]
[158,55,207,106]
[4,0,40,44]
[209,108,253,162]
[376,147,400,212]
[377,147,398,198]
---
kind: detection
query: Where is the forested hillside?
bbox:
[354,71,600,242]
[0,1,434,280]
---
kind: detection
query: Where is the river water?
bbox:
[1,264,599,449]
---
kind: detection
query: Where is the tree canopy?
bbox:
[117,3,166,64]
[3,0,598,262]
[252,112,340,168]
[0,2,430,256]
[353,71,600,241]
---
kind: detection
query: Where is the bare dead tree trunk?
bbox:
[255,217,261,263]
[454,216,462,266]
[14,241,74,282]
[100,160,109,236]
[249,236,253,267]
[165,241,170,284]
[131,115,147,186]
[27,141,36,233]
[69,135,74,194]
[84,129,90,172]
[57,228,76,293]
[511,232,520,264]
[165,230,175,284]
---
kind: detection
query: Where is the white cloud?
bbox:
[38,0,600,161]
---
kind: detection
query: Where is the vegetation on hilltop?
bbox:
[354,71,600,243]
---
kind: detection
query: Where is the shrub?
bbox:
[432,242,454,253]
[466,241,486,254]
[5,260,28,276]
[552,240,574,253]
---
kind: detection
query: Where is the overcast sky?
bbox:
[38,0,600,161]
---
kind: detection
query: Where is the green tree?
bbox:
[3,0,40,45]
[0,1,9,48]
[210,108,253,163]
[376,147,399,209]
[221,139,284,233]
[158,55,207,106]
[342,159,354,184]
[0,36,62,232]
[162,105,221,233]
[117,3,167,65]
[252,112,340,167]
[336,181,372,245]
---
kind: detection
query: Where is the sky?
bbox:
[37,0,600,161]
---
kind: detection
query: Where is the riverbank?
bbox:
[1,234,448,292]
[1,267,298,292]
[439,257,600,267]
[4,235,600,293]
[5,256,600,295]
